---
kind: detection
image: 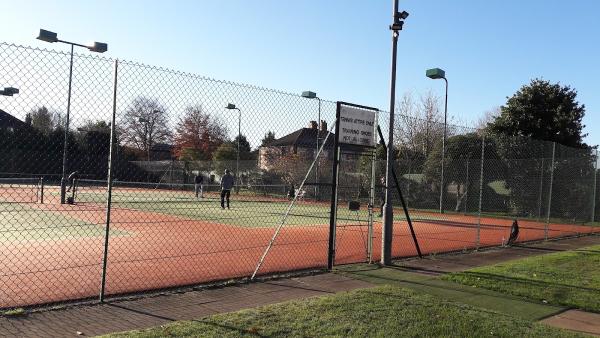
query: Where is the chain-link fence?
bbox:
[1,42,599,310]
[388,117,599,258]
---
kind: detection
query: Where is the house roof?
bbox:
[271,128,335,148]
[0,109,26,129]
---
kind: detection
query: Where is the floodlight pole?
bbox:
[226,104,242,191]
[301,91,322,199]
[57,44,75,204]
[37,30,108,204]
[382,0,407,265]
[316,97,321,200]
[440,77,448,213]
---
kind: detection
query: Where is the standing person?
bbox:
[220,168,234,209]
[66,171,80,204]
[378,176,386,217]
[194,173,204,199]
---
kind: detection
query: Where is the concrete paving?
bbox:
[0,274,372,337]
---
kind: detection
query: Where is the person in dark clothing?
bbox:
[287,183,295,200]
[194,174,204,199]
[220,169,235,209]
[507,219,519,245]
[66,171,80,204]
[378,176,386,217]
[66,171,79,193]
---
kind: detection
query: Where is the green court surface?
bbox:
[0,203,126,242]
[75,188,378,228]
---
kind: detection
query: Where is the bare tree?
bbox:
[476,106,501,132]
[394,91,444,157]
[120,97,171,160]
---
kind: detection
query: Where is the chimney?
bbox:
[320,120,327,132]
[308,120,318,129]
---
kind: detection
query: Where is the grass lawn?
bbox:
[442,245,600,312]
[101,285,584,338]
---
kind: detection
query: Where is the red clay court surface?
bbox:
[1,187,598,309]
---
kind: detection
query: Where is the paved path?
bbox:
[394,235,600,274]
[0,274,372,337]
[542,310,600,337]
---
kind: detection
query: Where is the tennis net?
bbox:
[0,177,44,203]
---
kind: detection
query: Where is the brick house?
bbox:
[259,120,333,170]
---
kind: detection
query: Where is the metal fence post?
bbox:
[39,177,44,204]
[476,134,485,249]
[592,148,598,223]
[100,59,119,302]
[545,142,556,240]
[537,158,545,220]
[464,158,469,214]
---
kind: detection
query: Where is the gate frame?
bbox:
[328,101,379,269]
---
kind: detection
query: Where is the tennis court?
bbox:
[1,178,598,308]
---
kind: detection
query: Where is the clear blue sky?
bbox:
[1,0,599,145]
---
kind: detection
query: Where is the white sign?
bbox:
[338,105,377,147]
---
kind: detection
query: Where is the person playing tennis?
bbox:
[220,168,234,209]
[194,173,204,199]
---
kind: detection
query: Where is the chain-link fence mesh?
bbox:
[1,42,599,310]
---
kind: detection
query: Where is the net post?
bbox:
[39,176,44,204]
[477,134,485,250]
[100,59,118,303]
[545,142,556,240]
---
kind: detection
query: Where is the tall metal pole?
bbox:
[439,78,448,213]
[537,157,545,220]
[477,134,485,249]
[59,44,75,204]
[236,108,241,190]
[545,142,556,240]
[100,59,118,302]
[592,148,598,223]
[382,0,406,265]
[315,97,322,200]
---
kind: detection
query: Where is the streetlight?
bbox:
[0,87,19,96]
[301,90,322,200]
[382,2,408,265]
[225,103,241,191]
[37,29,108,204]
[426,67,448,214]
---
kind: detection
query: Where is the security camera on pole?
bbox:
[382,2,408,265]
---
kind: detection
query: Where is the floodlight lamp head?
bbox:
[399,11,409,20]
[89,42,108,53]
[37,29,58,43]
[1,87,19,96]
[301,91,317,99]
[426,68,446,80]
[226,103,237,110]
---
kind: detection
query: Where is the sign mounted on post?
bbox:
[327,101,379,270]
[338,104,378,148]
